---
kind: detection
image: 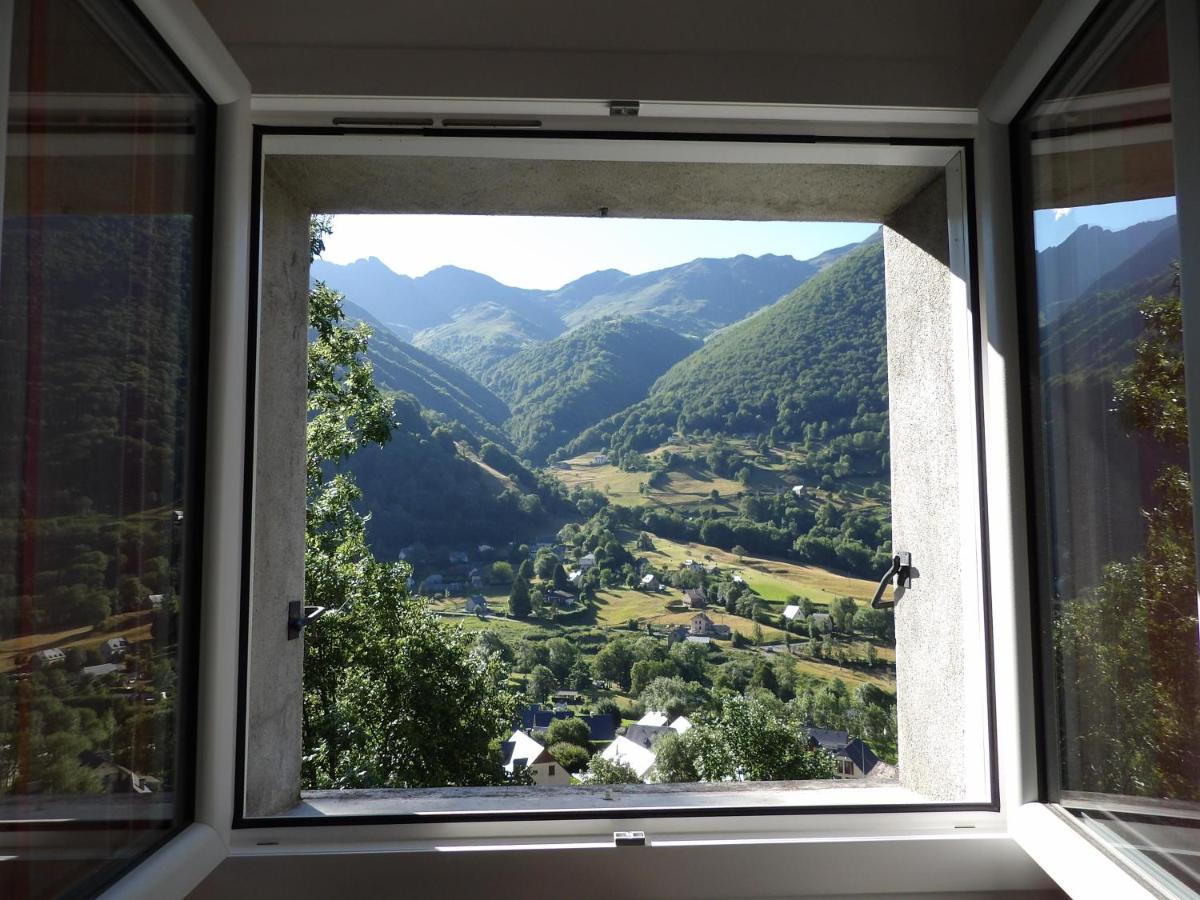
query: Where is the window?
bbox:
[240,137,995,821]
[1016,0,1200,892]
[0,1,213,896]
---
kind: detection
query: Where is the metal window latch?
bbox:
[614,831,646,846]
[609,100,640,117]
[871,552,912,609]
[287,601,326,640]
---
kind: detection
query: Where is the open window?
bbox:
[235,133,996,822]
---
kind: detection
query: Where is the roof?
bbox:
[686,635,711,644]
[640,573,658,584]
[806,727,850,752]
[783,604,801,620]
[839,738,881,775]
[690,611,713,624]
[669,716,692,734]
[502,729,551,770]
[600,735,657,779]
[624,724,674,751]
[82,663,121,678]
[583,713,617,743]
[637,711,669,727]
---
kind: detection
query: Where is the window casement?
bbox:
[234,130,997,825]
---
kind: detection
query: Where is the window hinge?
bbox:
[609,100,640,117]
[288,601,326,640]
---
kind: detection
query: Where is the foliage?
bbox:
[586,753,642,785]
[546,716,592,749]
[303,220,521,789]
[485,318,700,462]
[548,741,591,774]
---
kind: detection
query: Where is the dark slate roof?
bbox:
[805,727,850,752]
[583,713,617,743]
[840,738,881,774]
[624,724,674,750]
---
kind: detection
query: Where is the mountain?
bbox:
[412,301,564,380]
[803,228,882,272]
[339,299,512,444]
[1036,215,1176,321]
[310,258,560,340]
[566,239,889,475]
[549,253,821,338]
[483,318,702,462]
[348,393,568,560]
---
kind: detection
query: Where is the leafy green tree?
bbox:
[592,640,635,691]
[508,575,532,618]
[546,717,591,749]
[490,561,514,584]
[534,550,559,580]
[586,754,642,784]
[552,563,573,593]
[526,665,558,703]
[545,637,579,680]
[547,741,591,774]
[302,217,519,789]
[651,730,701,783]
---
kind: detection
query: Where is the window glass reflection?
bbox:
[0,1,210,896]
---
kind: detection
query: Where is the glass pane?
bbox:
[1018,0,1200,890]
[0,1,211,896]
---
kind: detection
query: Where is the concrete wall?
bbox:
[243,167,310,817]
[883,173,984,802]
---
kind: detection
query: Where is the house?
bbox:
[148,593,165,610]
[477,544,494,555]
[637,711,669,727]
[102,637,129,662]
[710,624,732,639]
[808,612,833,633]
[551,690,581,705]
[577,552,596,570]
[804,728,882,777]
[500,729,571,786]
[792,485,807,498]
[567,569,584,587]
[589,454,609,466]
[640,573,660,591]
[686,635,712,646]
[666,625,690,646]
[547,590,575,608]
[783,604,802,621]
[623,724,674,753]
[82,663,122,679]
[464,595,489,615]
[683,588,708,609]
[689,612,715,635]
[30,648,66,669]
[732,573,745,584]
[681,558,702,571]
[669,716,692,734]
[598,734,658,781]
[448,550,469,565]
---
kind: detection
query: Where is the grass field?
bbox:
[0,610,154,673]
[630,532,881,608]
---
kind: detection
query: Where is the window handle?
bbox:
[287,601,327,639]
[871,552,912,609]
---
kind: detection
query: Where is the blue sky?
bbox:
[322,216,881,290]
[1033,195,1176,252]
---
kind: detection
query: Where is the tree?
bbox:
[546,717,591,749]
[592,640,635,691]
[302,217,520,790]
[526,665,559,703]
[508,575,532,618]
[534,550,559,580]
[651,730,700,783]
[732,544,747,561]
[830,596,858,633]
[490,560,514,584]
[587,754,642,784]
[546,637,579,680]
[547,741,591,774]
[518,559,535,581]
[552,563,573,593]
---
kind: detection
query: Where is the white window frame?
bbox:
[84,0,1199,896]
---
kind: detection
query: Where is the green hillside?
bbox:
[566,240,890,485]
[413,301,563,379]
[484,318,700,462]
[348,392,570,560]
[339,299,512,445]
[554,253,819,338]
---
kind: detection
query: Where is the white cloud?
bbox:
[1053,207,1073,220]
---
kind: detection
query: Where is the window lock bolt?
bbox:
[614,831,646,846]
[871,552,912,609]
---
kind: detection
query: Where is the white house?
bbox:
[567,569,583,587]
[640,573,660,591]
[577,552,596,571]
[669,716,693,734]
[31,647,66,669]
[464,595,489,615]
[589,454,609,466]
[637,711,669,727]
[783,604,802,621]
[599,734,658,781]
[102,637,130,662]
[501,729,571,786]
[791,485,807,498]
[148,594,165,610]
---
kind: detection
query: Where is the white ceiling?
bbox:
[194,0,1041,108]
